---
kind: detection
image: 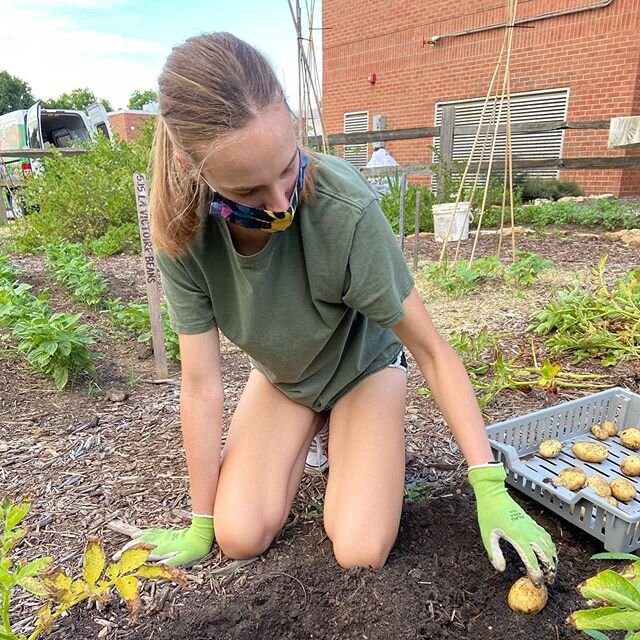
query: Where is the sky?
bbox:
[0,0,321,111]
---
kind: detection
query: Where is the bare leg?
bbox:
[323,367,407,569]
[213,369,325,559]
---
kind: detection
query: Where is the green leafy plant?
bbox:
[419,343,608,407]
[403,482,431,503]
[1,499,52,640]
[478,198,638,231]
[0,497,187,640]
[570,552,640,639]
[529,256,640,366]
[378,170,435,235]
[107,299,180,362]
[84,222,140,258]
[13,313,97,389]
[0,282,49,327]
[0,261,97,388]
[507,251,554,286]
[424,257,501,296]
[448,328,497,376]
[44,241,108,307]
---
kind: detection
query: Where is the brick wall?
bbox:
[107,111,155,142]
[323,0,640,195]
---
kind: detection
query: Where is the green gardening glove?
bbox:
[468,462,557,586]
[114,515,215,567]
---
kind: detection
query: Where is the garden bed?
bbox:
[1,229,639,640]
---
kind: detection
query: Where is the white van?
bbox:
[0,102,113,216]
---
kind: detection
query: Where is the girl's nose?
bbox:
[262,186,291,212]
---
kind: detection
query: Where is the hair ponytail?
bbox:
[149,117,205,255]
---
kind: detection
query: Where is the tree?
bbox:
[0,70,35,115]
[42,88,112,113]
[127,89,157,111]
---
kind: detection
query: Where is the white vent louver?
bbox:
[434,88,570,181]
[343,111,369,167]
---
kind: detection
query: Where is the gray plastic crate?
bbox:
[486,387,640,552]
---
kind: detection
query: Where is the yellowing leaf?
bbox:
[114,575,141,622]
[107,543,153,579]
[41,567,73,603]
[82,536,105,587]
[35,602,54,635]
[18,577,49,598]
[71,578,88,600]
[135,563,188,587]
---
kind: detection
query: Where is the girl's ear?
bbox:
[175,153,193,172]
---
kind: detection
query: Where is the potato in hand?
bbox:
[508,577,548,614]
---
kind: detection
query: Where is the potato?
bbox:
[620,428,640,450]
[610,478,637,503]
[590,424,609,441]
[508,577,548,614]
[603,420,618,437]
[585,475,612,497]
[621,455,640,477]
[606,496,618,507]
[571,442,609,463]
[555,467,587,491]
[539,439,562,458]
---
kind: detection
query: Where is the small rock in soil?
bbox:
[107,389,129,402]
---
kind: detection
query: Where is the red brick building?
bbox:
[107,110,155,142]
[322,0,640,196]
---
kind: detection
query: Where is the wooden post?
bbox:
[437,106,456,201]
[0,189,7,226]
[133,173,168,380]
[413,190,421,270]
[399,174,407,250]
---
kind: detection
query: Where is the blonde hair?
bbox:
[150,32,316,256]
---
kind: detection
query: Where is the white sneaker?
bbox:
[304,421,329,474]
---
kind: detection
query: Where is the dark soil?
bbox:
[61,488,604,640]
[1,230,638,640]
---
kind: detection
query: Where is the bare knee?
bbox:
[215,518,280,560]
[331,534,394,570]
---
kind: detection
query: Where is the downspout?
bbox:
[427,0,614,45]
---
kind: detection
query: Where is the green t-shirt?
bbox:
[157,153,414,411]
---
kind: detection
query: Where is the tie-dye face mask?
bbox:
[208,151,308,233]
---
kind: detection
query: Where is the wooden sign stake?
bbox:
[133,173,168,380]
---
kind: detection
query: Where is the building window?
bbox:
[343,110,369,167]
[434,88,569,180]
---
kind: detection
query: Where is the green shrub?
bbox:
[11,119,154,252]
[379,172,435,235]
[85,222,140,257]
[518,177,584,202]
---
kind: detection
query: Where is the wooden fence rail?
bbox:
[309,119,612,147]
